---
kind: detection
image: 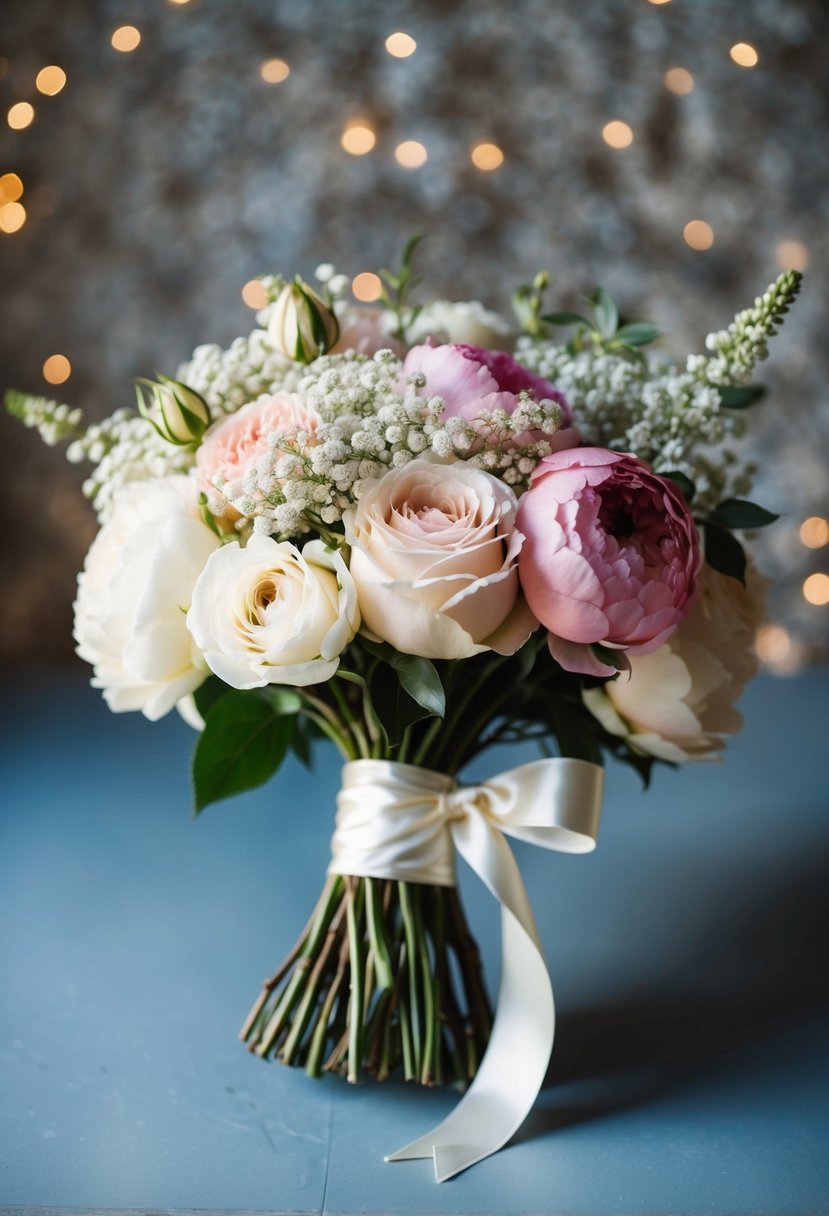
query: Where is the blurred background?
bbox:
[1,0,827,670]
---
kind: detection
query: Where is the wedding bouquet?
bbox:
[7,243,801,1180]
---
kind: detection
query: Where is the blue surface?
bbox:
[1,666,828,1214]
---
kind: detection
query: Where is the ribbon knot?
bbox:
[328,755,604,1181]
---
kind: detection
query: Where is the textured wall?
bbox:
[1,0,827,666]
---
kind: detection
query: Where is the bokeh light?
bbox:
[111,26,141,53]
[730,42,759,67]
[7,102,35,130]
[683,220,715,250]
[241,279,269,309]
[755,624,791,665]
[602,121,633,148]
[800,517,829,549]
[0,173,24,202]
[395,140,427,168]
[260,58,290,83]
[664,67,694,95]
[471,142,504,170]
[803,573,829,605]
[42,354,72,384]
[341,124,376,155]
[385,32,417,58]
[0,201,26,233]
[776,240,809,272]
[352,272,383,302]
[35,66,67,96]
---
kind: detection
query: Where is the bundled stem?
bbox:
[241,877,492,1086]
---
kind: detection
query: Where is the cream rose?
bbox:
[343,460,537,660]
[73,476,221,720]
[583,561,768,762]
[186,535,359,688]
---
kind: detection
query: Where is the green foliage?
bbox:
[718,385,765,409]
[708,499,779,529]
[379,234,424,341]
[662,471,696,504]
[192,687,300,813]
[703,521,747,584]
[361,640,445,718]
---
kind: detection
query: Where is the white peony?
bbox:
[583,562,768,762]
[407,299,512,348]
[74,477,221,720]
[186,536,359,689]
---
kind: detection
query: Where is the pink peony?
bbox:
[401,342,574,437]
[196,391,318,509]
[516,448,701,677]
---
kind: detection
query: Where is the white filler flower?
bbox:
[73,476,221,719]
[187,536,359,688]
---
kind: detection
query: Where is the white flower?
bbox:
[187,536,359,688]
[583,561,767,762]
[73,477,221,720]
[343,459,537,660]
[408,299,512,348]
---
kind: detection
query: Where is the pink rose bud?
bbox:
[516,448,701,677]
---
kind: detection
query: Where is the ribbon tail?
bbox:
[386,815,555,1181]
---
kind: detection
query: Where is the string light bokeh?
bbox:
[0,0,826,667]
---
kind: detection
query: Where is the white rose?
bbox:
[187,536,359,688]
[343,459,537,660]
[407,299,512,348]
[583,562,768,762]
[73,476,221,720]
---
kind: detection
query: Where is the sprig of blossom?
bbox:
[72,412,195,518]
[5,390,84,446]
[517,273,798,510]
[204,354,565,537]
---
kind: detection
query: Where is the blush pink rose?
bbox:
[196,391,318,509]
[332,307,407,358]
[401,342,576,446]
[516,448,701,677]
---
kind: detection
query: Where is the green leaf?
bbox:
[261,686,303,715]
[367,662,433,747]
[589,286,619,339]
[718,385,765,409]
[192,690,294,813]
[703,521,747,584]
[661,470,696,503]
[614,321,661,346]
[192,675,230,719]
[708,499,780,530]
[361,640,445,718]
[540,310,593,328]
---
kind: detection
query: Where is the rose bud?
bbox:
[136,375,211,446]
[268,277,340,363]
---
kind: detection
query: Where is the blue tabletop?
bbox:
[1,666,828,1214]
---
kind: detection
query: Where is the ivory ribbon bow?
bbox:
[328,756,604,1182]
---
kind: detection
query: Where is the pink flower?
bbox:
[401,342,574,439]
[196,392,318,510]
[332,307,407,358]
[516,448,701,677]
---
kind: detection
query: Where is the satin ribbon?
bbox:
[328,756,604,1182]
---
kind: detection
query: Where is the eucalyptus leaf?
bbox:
[661,471,696,503]
[589,286,619,339]
[703,521,747,584]
[614,321,661,346]
[718,385,765,409]
[540,310,593,328]
[708,499,780,530]
[192,690,294,813]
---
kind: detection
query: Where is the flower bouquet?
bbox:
[7,243,801,1180]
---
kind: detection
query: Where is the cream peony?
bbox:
[583,561,767,762]
[343,459,537,660]
[407,300,512,348]
[187,536,359,688]
[73,477,221,720]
